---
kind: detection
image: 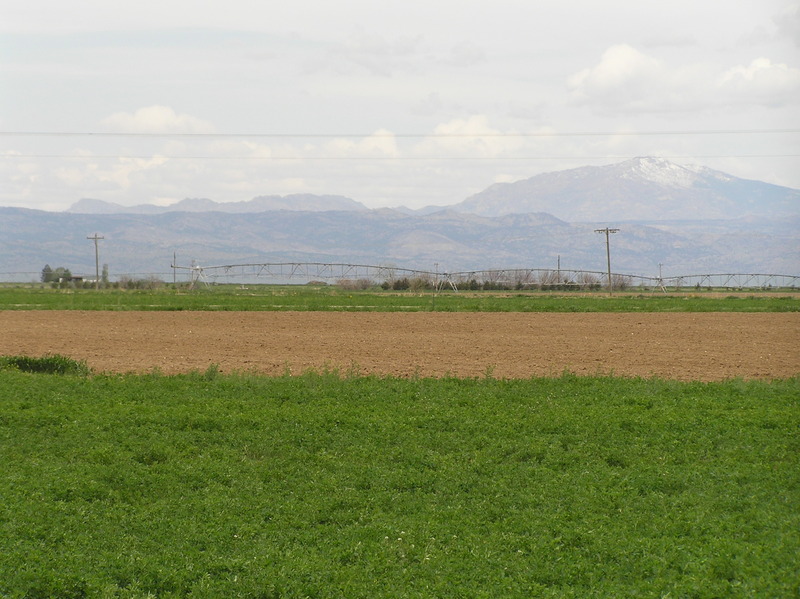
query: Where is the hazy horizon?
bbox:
[2,1,798,212]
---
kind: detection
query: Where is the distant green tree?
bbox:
[101,263,109,286]
[44,266,73,284]
[41,264,53,283]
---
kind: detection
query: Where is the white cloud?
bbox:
[53,155,170,192]
[101,106,216,134]
[357,129,400,156]
[717,58,800,104]
[567,44,665,109]
[322,129,400,157]
[569,44,800,113]
[416,115,522,157]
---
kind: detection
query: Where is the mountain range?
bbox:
[1,157,798,281]
[66,193,368,215]
[447,156,798,221]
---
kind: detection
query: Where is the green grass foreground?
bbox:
[0,368,797,597]
[0,284,798,312]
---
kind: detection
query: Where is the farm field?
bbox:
[0,310,798,380]
[1,286,798,597]
[0,284,799,312]
[0,368,798,597]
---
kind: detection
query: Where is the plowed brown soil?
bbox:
[1,311,797,380]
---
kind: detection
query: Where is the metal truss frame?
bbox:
[171,261,799,290]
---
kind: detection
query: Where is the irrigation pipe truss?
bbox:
[171,261,800,290]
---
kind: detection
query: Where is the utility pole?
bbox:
[87,233,104,290]
[594,227,619,294]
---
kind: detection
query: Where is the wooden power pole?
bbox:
[594,227,619,294]
[87,233,104,290]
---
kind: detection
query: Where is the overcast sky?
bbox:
[2,0,799,211]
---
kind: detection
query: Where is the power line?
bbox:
[2,153,798,161]
[1,128,799,139]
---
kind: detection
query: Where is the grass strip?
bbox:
[0,285,798,312]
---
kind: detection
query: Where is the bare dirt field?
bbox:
[1,311,798,381]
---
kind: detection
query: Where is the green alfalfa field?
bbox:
[1,283,798,312]
[0,353,798,597]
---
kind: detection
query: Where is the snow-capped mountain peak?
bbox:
[450,156,799,221]
[619,156,699,188]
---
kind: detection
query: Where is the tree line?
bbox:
[41,264,109,286]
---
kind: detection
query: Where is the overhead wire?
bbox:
[1,128,799,138]
[2,154,798,160]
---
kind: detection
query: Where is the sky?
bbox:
[1,0,799,211]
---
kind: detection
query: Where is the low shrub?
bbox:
[336,278,374,290]
[118,276,165,290]
[0,354,90,376]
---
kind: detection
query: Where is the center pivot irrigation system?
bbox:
[171,261,800,291]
